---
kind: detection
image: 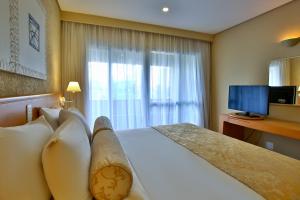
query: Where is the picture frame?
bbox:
[0,0,47,80]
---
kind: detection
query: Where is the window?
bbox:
[111,63,143,100]
[88,48,146,130]
[89,62,109,101]
[88,48,202,130]
[269,65,281,86]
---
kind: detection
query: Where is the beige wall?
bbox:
[212,0,300,159]
[290,57,300,86]
[0,0,61,97]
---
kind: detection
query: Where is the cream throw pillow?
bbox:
[40,107,61,130]
[59,108,92,141]
[0,116,52,200]
[42,117,92,200]
[90,129,133,200]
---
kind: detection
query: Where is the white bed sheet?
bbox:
[116,128,264,200]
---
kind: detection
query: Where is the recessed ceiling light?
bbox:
[162,7,169,13]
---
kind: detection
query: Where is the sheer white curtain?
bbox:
[147,34,210,127]
[86,28,147,129]
[61,21,211,130]
[269,59,291,86]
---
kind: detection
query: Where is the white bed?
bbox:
[117,128,264,200]
[2,94,299,200]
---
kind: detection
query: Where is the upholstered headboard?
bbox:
[0,93,60,127]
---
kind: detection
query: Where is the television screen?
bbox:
[228,85,270,116]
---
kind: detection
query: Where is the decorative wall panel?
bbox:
[0,0,47,80]
[0,0,61,97]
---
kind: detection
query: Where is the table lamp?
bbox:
[67,81,81,93]
[61,82,81,107]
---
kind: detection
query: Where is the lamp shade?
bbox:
[66,81,81,93]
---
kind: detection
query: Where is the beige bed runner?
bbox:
[153,124,300,200]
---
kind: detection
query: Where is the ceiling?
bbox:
[58,0,292,34]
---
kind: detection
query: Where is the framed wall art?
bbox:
[0,0,12,73]
[0,0,47,80]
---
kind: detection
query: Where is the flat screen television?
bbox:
[228,85,270,117]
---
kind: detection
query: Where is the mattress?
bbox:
[116,128,264,200]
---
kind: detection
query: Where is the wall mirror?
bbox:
[268,56,300,105]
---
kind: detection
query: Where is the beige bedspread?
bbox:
[153,124,300,200]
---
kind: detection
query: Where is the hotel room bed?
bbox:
[117,124,300,200]
[1,94,300,200]
[117,127,264,200]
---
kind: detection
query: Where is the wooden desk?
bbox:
[219,113,300,140]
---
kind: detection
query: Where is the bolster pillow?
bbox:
[93,116,113,135]
[90,128,133,200]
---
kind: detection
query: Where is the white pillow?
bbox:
[0,116,53,200]
[40,107,61,130]
[59,108,92,141]
[42,117,92,200]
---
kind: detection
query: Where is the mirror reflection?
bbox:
[269,56,300,86]
[269,56,300,105]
